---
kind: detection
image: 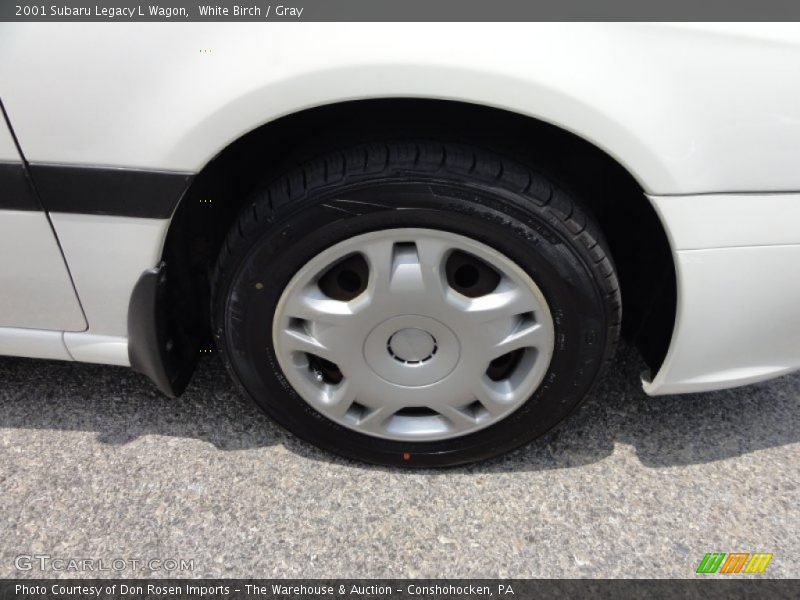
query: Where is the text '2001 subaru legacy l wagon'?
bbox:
[1,23,799,466]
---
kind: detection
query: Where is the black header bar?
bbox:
[4,0,800,22]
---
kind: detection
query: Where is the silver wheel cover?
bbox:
[272,228,555,442]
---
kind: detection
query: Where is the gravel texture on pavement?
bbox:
[1,343,798,578]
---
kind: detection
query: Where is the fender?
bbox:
[3,23,799,197]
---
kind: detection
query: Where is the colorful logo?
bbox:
[696,552,773,574]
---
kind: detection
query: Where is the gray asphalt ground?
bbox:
[0,343,797,579]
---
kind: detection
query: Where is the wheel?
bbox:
[212,141,620,467]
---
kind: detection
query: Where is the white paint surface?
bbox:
[0,210,86,331]
[0,327,72,361]
[645,244,800,395]
[2,23,800,193]
[48,213,169,337]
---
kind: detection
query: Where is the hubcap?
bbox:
[272,228,555,442]
[388,328,436,363]
[364,315,459,387]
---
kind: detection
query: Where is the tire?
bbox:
[211,140,620,467]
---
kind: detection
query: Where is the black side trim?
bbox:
[0,162,42,211]
[128,262,198,397]
[30,164,193,219]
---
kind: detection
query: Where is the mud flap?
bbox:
[127,262,198,397]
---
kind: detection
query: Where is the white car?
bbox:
[1,23,799,465]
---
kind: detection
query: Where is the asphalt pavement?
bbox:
[1,343,798,578]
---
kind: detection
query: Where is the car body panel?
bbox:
[48,213,167,367]
[48,213,169,338]
[644,244,800,394]
[0,113,87,332]
[651,193,800,250]
[0,114,19,161]
[644,192,800,394]
[1,23,800,195]
[0,327,73,361]
[0,210,87,331]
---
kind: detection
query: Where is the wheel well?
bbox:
[163,99,676,376]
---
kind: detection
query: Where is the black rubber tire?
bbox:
[211,141,621,467]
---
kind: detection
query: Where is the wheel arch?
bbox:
[156,99,676,393]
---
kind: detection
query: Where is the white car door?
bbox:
[0,103,86,331]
